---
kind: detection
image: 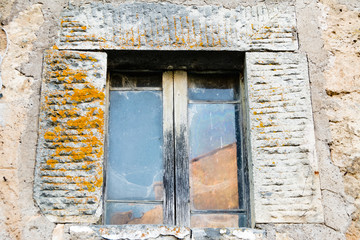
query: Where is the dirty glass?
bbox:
[188,73,239,101]
[188,103,240,210]
[107,91,163,201]
[106,203,163,225]
[190,214,239,228]
[110,72,162,88]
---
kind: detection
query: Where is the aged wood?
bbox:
[106,200,163,204]
[103,71,111,224]
[191,209,247,215]
[109,87,162,91]
[240,72,252,227]
[235,103,245,211]
[188,100,241,104]
[174,71,190,226]
[107,51,244,71]
[163,71,176,225]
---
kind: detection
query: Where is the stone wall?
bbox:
[0,0,359,239]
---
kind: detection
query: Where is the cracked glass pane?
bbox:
[107,91,164,201]
[188,103,240,210]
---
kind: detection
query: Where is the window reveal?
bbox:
[105,71,250,227]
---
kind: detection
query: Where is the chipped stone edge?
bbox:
[91,225,191,239]
[189,228,267,240]
[68,225,267,240]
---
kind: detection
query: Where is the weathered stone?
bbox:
[322,190,352,233]
[191,228,266,240]
[57,2,297,51]
[91,225,190,240]
[65,225,102,240]
[53,224,65,240]
[33,50,107,223]
[0,0,359,239]
[246,52,323,223]
[320,0,360,238]
[257,223,345,240]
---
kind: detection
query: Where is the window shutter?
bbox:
[246,52,324,223]
[34,50,107,223]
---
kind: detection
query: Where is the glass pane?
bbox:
[188,73,239,101]
[191,214,239,228]
[106,203,163,225]
[110,72,162,88]
[189,104,240,210]
[107,91,163,201]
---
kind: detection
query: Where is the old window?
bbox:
[104,70,250,227]
[35,3,323,230]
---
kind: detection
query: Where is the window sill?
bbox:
[68,225,266,240]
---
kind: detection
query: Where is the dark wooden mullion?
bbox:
[235,104,245,211]
[188,100,241,104]
[105,200,163,204]
[174,71,190,226]
[191,209,246,214]
[110,87,162,91]
[163,71,176,225]
[240,72,252,227]
[103,71,111,224]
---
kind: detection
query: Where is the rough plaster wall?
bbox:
[320,0,360,239]
[0,0,359,239]
[257,0,360,239]
[0,1,67,239]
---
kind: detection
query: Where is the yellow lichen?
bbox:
[46,159,59,168]
[42,51,106,196]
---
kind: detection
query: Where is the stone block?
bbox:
[57,2,297,51]
[33,50,107,223]
[191,228,266,240]
[246,52,323,223]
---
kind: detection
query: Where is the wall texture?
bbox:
[0,0,359,239]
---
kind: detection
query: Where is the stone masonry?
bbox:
[34,50,107,223]
[0,0,359,239]
[58,2,297,51]
[246,52,323,223]
[49,2,322,226]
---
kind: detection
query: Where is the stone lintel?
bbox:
[58,2,298,52]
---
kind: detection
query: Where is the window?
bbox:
[104,70,250,227]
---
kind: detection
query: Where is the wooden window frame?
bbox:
[104,70,251,227]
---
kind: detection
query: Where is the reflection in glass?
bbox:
[189,104,240,210]
[106,203,163,225]
[191,214,239,228]
[107,91,163,201]
[110,72,162,88]
[188,73,239,101]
